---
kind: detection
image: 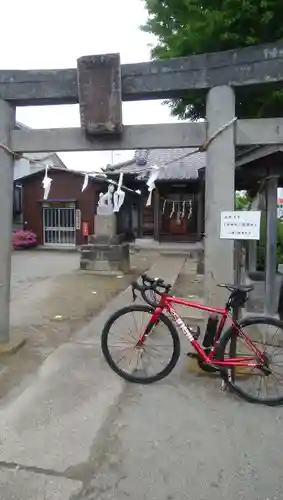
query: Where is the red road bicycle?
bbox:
[101,274,283,405]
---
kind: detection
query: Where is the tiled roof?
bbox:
[106,148,205,181]
[106,145,283,182]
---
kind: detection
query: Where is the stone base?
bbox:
[80,242,130,274]
[88,233,124,245]
[0,331,26,354]
[80,269,125,276]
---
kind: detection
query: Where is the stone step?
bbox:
[131,239,203,257]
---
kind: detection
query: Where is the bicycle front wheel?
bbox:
[219,316,283,406]
[101,304,180,384]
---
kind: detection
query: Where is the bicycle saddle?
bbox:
[218,283,254,293]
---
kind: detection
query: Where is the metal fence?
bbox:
[43,205,76,246]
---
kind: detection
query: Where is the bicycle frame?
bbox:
[139,293,263,368]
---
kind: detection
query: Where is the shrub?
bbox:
[12,229,37,249]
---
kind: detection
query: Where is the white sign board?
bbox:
[75,209,81,230]
[220,211,261,240]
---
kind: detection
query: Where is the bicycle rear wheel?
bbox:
[101,304,180,384]
[219,316,283,406]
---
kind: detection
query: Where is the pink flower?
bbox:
[12,229,37,249]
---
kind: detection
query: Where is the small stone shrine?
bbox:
[80,184,130,274]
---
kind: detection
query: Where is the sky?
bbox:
[1,0,181,171]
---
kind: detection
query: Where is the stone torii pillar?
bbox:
[205,86,235,307]
[0,99,16,346]
[265,174,278,314]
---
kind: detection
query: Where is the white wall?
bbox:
[13,158,49,181]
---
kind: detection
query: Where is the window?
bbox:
[13,185,22,214]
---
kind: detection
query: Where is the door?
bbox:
[43,203,76,246]
[160,193,197,240]
[116,197,140,238]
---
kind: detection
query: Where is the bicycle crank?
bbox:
[186,350,219,374]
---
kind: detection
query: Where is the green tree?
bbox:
[142,0,283,120]
[235,192,251,210]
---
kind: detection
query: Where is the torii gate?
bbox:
[0,41,283,346]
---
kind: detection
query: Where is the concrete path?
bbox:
[76,363,283,500]
[71,257,283,500]
[0,256,184,499]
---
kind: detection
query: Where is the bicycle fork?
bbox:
[136,307,163,346]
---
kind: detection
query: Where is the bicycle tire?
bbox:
[101,304,180,384]
[219,315,283,406]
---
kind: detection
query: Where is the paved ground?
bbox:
[75,365,283,500]
[0,253,185,499]
[74,260,283,500]
[2,254,283,499]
